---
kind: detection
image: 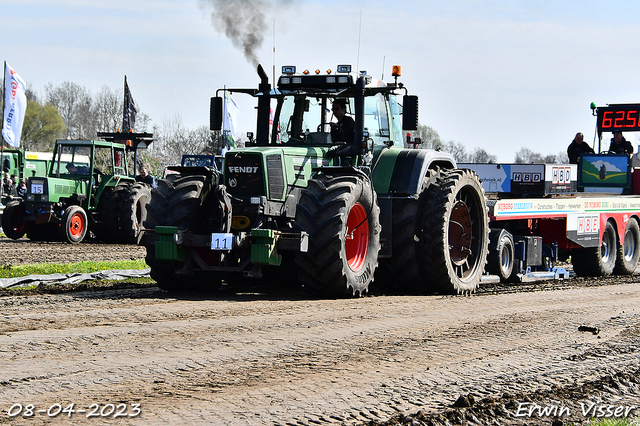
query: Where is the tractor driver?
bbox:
[66,163,90,174]
[329,99,355,144]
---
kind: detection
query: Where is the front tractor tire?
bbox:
[144,175,214,292]
[60,205,88,244]
[417,169,489,294]
[294,174,381,298]
[2,201,29,240]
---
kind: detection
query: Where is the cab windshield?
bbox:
[273,93,395,147]
[53,145,91,176]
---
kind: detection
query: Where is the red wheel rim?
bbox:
[69,212,85,238]
[345,203,369,272]
[449,200,472,265]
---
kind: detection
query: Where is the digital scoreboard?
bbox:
[596,104,640,133]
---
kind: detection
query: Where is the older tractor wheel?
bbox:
[60,205,88,244]
[95,185,128,242]
[2,201,29,240]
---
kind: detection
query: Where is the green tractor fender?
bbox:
[372,147,457,257]
[372,147,456,196]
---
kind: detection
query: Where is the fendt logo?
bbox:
[228,166,259,174]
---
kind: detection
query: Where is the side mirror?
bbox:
[210,97,223,131]
[402,95,419,131]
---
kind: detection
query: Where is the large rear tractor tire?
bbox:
[572,220,617,276]
[144,175,217,292]
[374,185,424,294]
[294,174,381,298]
[60,205,88,244]
[614,218,640,275]
[95,185,128,242]
[417,169,489,294]
[118,183,152,244]
[2,201,29,240]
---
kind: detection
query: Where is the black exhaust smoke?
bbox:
[199,0,294,67]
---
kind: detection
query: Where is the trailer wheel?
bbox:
[614,218,640,275]
[487,229,517,282]
[2,201,28,240]
[144,175,219,292]
[118,183,152,244]
[417,169,489,294]
[61,205,88,244]
[572,220,617,276]
[294,174,381,297]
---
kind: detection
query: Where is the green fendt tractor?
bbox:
[142,64,489,297]
[2,137,151,244]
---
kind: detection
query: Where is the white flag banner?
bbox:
[223,92,239,139]
[2,63,27,148]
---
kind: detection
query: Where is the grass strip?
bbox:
[0,259,148,279]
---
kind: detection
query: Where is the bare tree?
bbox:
[94,85,122,133]
[514,148,544,164]
[409,124,442,149]
[153,114,213,165]
[44,81,93,139]
[443,140,471,162]
[471,148,497,163]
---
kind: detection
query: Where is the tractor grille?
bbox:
[266,154,284,200]
[226,153,265,197]
[55,184,76,194]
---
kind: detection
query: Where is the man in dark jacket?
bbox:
[608,130,634,154]
[567,132,595,164]
[329,99,355,143]
[135,166,155,186]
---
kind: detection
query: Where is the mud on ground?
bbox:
[0,235,146,266]
[0,237,639,425]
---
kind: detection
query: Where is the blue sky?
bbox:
[4,0,640,161]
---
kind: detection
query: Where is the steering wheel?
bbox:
[317,123,333,132]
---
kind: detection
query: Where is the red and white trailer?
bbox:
[460,102,640,281]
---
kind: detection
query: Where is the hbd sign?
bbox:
[552,167,572,184]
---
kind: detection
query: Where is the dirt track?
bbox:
[1,239,640,425]
[0,236,146,267]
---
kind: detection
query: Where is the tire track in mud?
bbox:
[0,283,639,425]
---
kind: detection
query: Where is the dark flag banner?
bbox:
[123,76,137,131]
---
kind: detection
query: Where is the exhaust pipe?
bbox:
[256,64,271,146]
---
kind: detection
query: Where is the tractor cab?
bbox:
[211,64,418,166]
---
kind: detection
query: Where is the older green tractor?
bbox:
[2,137,152,244]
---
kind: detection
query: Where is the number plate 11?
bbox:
[211,233,233,250]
